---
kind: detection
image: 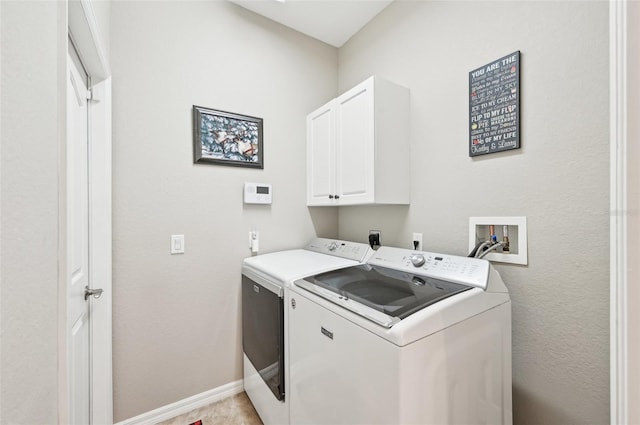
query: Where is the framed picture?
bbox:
[192,105,263,168]
[468,51,520,157]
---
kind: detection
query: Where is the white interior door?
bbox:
[67,49,92,425]
[65,1,113,423]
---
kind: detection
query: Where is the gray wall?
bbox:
[336,1,610,424]
[0,1,65,423]
[109,1,338,421]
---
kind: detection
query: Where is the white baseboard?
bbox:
[116,380,244,425]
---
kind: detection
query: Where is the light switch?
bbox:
[171,235,184,254]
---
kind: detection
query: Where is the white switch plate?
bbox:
[469,216,527,265]
[171,234,184,254]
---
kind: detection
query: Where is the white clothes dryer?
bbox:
[241,238,372,425]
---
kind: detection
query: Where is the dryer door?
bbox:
[242,275,285,401]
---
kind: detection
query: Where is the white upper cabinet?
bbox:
[307,76,410,206]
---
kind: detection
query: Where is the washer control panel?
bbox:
[410,253,426,267]
[369,246,490,290]
[305,238,372,262]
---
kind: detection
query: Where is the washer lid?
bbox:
[296,264,472,327]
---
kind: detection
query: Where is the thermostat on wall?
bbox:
[244,182,272,204]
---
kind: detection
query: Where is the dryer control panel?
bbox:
[305,238,372,263]
[369,246,490,290]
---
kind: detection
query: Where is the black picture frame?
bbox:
[469,51,520,157]
[192,105,263,169]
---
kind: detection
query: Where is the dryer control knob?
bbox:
[328,241,338,251]
[410,254,426,267]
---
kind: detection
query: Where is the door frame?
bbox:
[87,72,112,425]
[65,0,112,423]
[609,0,626,422]
[610,0,638,423]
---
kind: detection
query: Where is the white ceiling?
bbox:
[228,0,394,47]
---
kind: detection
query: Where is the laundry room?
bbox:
[2,1,636,425]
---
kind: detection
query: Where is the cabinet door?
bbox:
[335,78,375,205]
[307,100,336,206]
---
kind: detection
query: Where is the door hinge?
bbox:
[86,87,102,102]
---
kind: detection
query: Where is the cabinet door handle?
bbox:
[329,195,334,199]
[335,195,340,199]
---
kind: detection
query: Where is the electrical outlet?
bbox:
[369,230,381,247]
[249,230,259,253]
[412,233,423,250]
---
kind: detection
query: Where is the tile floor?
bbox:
[157,392,263,425]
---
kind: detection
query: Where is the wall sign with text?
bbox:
[469,51,520,157]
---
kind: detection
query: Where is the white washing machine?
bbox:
[287,246,512,425]
[241,238,372,425]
